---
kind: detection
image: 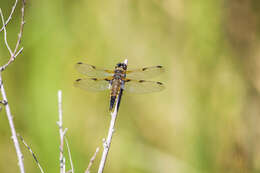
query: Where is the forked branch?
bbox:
[0,0,26,72]
[0,0,18,32]
[0,0,26,172]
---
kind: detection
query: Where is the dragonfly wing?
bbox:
[126,65,164,80]
[74,78,111,92]
[123,79,165,94]
[75,62,114,78]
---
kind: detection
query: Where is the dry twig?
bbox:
[0,0,25,72]
[85,147,100,173]
[65,137,75,173]
[0,1,26,172]
[0,74,25,173]
[18,135,45,173]
[57,90,68,173]
[0,0,18,32]
[97,59,128,173]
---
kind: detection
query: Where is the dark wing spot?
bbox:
[91,65,96,69]
[91,78,98,81]
[139,80,145,83]
[125,79,131,82]
[157,82,163,85]
[142,67,148,71]
[77,62,83,64]
[105,78,110,81]
[75,79,82,82]
[156,65,163,68]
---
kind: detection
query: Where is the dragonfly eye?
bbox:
[116,63,127,70]
[122,64,127,70]
[116,63,122,68]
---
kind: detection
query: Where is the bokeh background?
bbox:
[0,0,260,172]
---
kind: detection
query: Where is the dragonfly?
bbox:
[74,60,165,112]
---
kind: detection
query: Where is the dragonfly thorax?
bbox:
[113,72,125,80]
[113,66,126,80]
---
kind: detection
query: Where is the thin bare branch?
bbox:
[85,147,100,173]
[12,0,25,57]
[97,108,118,173]
[97,59,128,173]
[0,0,18,32]
[0,8,13,56]
[65,137,74,173]
[0,0,26,72]
[18,135,45,173]
[0,73,25,173]
[57,90,66,173]
[0,1,26,172]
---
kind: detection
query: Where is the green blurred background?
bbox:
[0,0,260,172]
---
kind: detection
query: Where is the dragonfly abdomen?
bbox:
[109,79,122,111]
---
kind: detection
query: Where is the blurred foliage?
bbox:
[0,0,260,172]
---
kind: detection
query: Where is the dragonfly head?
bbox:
[115,62,127,70]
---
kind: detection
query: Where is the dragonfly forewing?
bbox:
[126,65,164,80]
[75,62,114,78]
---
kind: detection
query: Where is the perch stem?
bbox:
[0,73,25,173]
[97,59,128,173]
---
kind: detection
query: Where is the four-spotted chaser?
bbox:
[74,61,165,112]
